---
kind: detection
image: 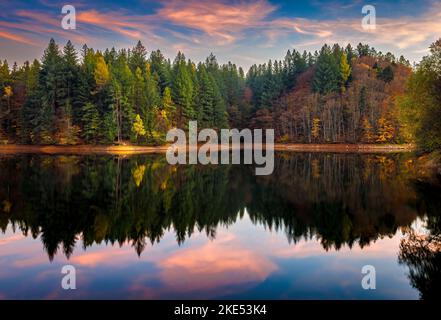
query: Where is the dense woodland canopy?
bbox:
[0,38,439,148]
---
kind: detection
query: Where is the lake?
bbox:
[0,152,439,299]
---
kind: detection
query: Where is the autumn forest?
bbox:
[0,39,440,151]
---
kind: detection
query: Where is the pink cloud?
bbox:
[268,3,441,51]
[74,9,173,43]
[0,233,25,245]
[70,245,134,267]
[0,29,37,46]
[0,10,94,46]
[0,1,439,75]
[157,0,276,44]
[157,234,277,293]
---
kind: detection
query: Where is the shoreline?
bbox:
[0,143,415,155]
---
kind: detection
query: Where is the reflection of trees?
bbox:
[399,229,441,300]
[247,153,420,250]
[398,178,441,300]
[0,152,426,259]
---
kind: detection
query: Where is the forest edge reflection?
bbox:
[0,152,440,299]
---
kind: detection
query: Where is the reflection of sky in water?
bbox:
[0,211,419,299]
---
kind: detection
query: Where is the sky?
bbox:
[0,0,440,70]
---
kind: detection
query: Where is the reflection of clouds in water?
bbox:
[124,223,279,299]
[157,231,277,294]
[0,234,24,245]
[70,248,134,267]
[0,230,48,269]
[0,153,435,299]
[0,212,419,299]
[0,218,279,299]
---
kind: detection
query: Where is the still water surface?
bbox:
[0,152,439,299]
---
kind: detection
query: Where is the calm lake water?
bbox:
[0,152,440,299]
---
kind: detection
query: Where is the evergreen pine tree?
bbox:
[81,102,100,143]
[197,64,215,126]
[143,63,160,136]
[312,45,340,94]
[34,38,63,143]
[378,66,394,83]
[129,41,147,73]
[172,58,194,126]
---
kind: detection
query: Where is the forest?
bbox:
[0,39,440,150]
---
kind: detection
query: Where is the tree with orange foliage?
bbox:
[376,116,395,143]
[361,117,375,143]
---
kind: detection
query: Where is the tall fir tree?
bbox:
[33,38,64,143]
[172,57,194,126]
[312,45,340,94]
[81,102,100,143]
[129,41,147,73]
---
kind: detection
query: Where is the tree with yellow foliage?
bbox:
[3,85,12,99]
[398,39,441,151]
[339,53,351,92]
[132,114,146,140]
[361,117,375,143]
[132,164,146,187]
[161,87,176,128]
[2,86,12,137]
[94,56,110,88]
[311,117,321,141]
[376,117,395,143]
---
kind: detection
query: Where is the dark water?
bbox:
[0,152,440,299]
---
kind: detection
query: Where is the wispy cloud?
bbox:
[0,29,36,45]
[157,0,277,45]
[253,1,441,63]
[76,9,155,39]
[0,0,439,68]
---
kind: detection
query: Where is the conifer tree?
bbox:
[172,58,194,126]
[129,41,147,73]
[378,66,394,83]
[34,38,63,143]
[143,63,160,136]
[81,102,100,143]
[150,50,172,93]
[197,64,215,126]
[312,45,340,94]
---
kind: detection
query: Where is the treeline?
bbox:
[0,39,416,145]
[398,39,441,152]
[0,40,244,145]
[247,43,412,143]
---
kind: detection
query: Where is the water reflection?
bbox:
[398,179,441,300]
[0,152,439,299]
